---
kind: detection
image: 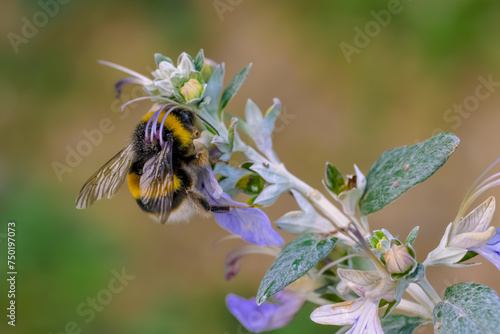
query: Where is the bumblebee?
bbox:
[76,104,230,223]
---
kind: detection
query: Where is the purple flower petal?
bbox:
[198,167,284,246]
[477,227,500,270]
[226,291,304,333]
[114,77,145,97]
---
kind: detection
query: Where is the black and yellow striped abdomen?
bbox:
[127,108,197,215]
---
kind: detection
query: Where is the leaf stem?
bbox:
[416,276,442,307]
[396,298,433,320]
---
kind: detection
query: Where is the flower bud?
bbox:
[201,58,216,82]
[180,78,203,101]
[384,245,415,274]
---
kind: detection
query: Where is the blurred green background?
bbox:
[2,0,500,333]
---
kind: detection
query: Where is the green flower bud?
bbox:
[180,78,203,101]
[384,245,416,274]
[200,58,216,82]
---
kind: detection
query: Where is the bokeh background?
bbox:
[2,0,500,333]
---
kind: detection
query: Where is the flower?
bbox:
[98,51,209,106]
[474,227,500,270]
[150,52,204,99]
[180,78,203,101]
[226,291,304,333]
[368,228,418,279]
[311,268,396,334]
[196,166,284,246]
[424,197,497,267]
[384,244,416,275]
[312,298,383,333]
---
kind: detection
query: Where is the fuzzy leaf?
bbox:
[275,190,334,234]
[200,63,225,124]
[381,314,429,334]
[219,64,252,115]
[406,226,419,246]
[434,283,500,333]
[256,233,337,305]
[253,183,289,206]
[360,133,460,215]
[325,163,345,195]
[154,53,173,65]
[193,49,204,72]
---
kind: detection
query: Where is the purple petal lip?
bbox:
[476,227,500,270]
[226,291,304,333]
[114,77,144,98]
[198,167,284,246]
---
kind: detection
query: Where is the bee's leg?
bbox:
[210,203,255,212]
[211,159,230,165]
[209,205,231,213]
[187,190,217,212]
[187,190,243,214]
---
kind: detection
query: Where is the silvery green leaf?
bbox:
[382,279,410,318]
[263,98,281,133]
[200,63,225,126]
[215,163,249,195]
[275,190,334,234]
[434,283,500,334]
[250,162,289,184]
[253,183,289,206]
[243,98,263,130]
[240,98,281,162]
[193,49,204,72]
[154,53,173,66]
[360,133,460,215]
[212,135,232,161]
[256,233,338,305]
[406,226,419,246]
[226,117,240,154]
[219,64,252,115]
[381,314,429,334]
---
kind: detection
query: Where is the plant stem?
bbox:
[416,276,442,307]
[238,140,367,237]
[406,283,435,314]
[397,298,433,320]
[285,170,352,229]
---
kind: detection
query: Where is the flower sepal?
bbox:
[324,163,366,216]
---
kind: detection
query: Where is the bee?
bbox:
[76,104,231,223]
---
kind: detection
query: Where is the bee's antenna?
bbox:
[195,113,220,136]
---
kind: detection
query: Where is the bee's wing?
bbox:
[76,144,135,209]
[139,134,175,224]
